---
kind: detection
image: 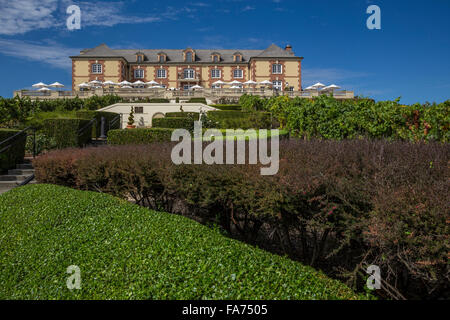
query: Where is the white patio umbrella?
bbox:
[37,87,51,91]
[78,82,90,88]
[48,82,64,88]
[121,85,133,89]
[149,85,163,89]
[311,82,326,89]
[259,80,272,85]
[304,85,315,90]
[32,82,48,88]
[89,80,103,86]
[323,84,341,91]
[118,80,132,86]
[103,80,117,86]
[133,80,145,86]
[228,80,242,85]
[191,85,203,90]
[146,80,159,85]
[244,80,257,86]
[230,85,242,89]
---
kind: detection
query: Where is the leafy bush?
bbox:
[75,110,120,137]
[145,98,170,103]
[25,132,56,155]
[108,128,174,145]
[188,97,207,104]
[239,94,449,141]
[152,117,195,131]
[0,184,363,300]
[207,111,272,129]
[0,95,123,127]
[0,129,26,171]
[33,140,449,299]
[239,95,267,112]
[25,111,78,130]
[210,105,242,111]
[165,112,200,119]
[42,118,92,149]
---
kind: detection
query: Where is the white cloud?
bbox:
[0,38,78,70]
[0,0,60,35]
[0,0,164,35]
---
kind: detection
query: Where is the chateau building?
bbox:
[70,43,303,92]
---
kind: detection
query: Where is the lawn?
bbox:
[0,184,365,300]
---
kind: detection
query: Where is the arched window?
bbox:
[185,52,193,62]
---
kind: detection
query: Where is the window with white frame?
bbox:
[92,63,102,74]
[272,64,282,74]
[183,68,195,79]
[273,80,283,90]
[183,84,193,90]
[134,69,144,79]
[211,69,221,78]
[157,69,166,78]
[233,69,243,78]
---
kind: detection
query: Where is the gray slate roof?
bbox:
[72,43,299,63]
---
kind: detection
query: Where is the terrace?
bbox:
[13,87,355,101]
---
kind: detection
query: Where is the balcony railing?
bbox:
[177,72,201,81]
[14,88,354,100]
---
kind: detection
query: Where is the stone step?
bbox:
[8,169,34,175]
[16,163,33,169]
[0,174,31,182]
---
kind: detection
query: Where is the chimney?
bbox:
[285,44,292,52]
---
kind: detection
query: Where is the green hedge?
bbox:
[165,112,200,119]
[0,184,364,300]
[144,98,170,103]
[0,129,26,171]
[207,111,272,129]
[75,110,120,137]
[108,128,174,145]
[210,105,242,111]
[152,117,195,130]
[188,97,207,104]
[43,118,92,149]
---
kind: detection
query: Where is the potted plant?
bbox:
[127,106,136,129]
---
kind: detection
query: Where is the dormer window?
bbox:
[158,52,167,63]
[233,52,243,62]
[184,48,195,62]
[185,52,193,62]
[136,52,145,63]
[211,53,221,63]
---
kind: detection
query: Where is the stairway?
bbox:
[0,158,36,195]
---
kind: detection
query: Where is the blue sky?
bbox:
[0,0,449,104]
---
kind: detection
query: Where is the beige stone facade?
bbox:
[70,43,303,92]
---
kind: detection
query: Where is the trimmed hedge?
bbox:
[108,128,174,145]
[0,184,363,300]
[43,118,92,149]
[210,104,242,111]
[188,97,207,104]
[0,129,26,171]
[207,111,272,129]
[75,110,120,137]
[33,140,449,299]
[152,117,195,131]
[165,112,200,119]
